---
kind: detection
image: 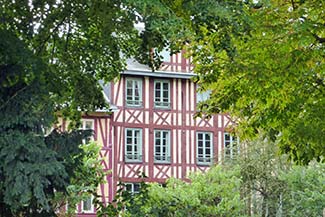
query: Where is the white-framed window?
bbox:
[125,128,142,162]
[154,80,170,108]
[81,195,93,213]
[125,183,141,194]
[154,130,171,163]
[224,132,239,159]
[196,132,213,165]
[126,78,142,106]
[81,119,94,143]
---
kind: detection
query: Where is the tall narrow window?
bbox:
[125,128,142,162]
[224,132,239,159]
[126,78,142,106]
[154,80,170,108]
[196,132,213,165]
[81,196,93,213]
[154,130,171,163]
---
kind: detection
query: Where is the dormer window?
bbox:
[126,78,142,106]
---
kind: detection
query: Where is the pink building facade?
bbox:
[74,52,237,216]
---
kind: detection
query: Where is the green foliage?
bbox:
[236,136,325,216]
[239,137,290,216]
[98,168,244,217]
[104,137,325,217]
[281,162,325,217]
[0,0,181,214]
[57,142,108,216]
[141,166,244,217]
[0,29,103,215]
[183,0,325,164]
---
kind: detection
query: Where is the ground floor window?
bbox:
[125,183,141,194]
[81,195,93,213]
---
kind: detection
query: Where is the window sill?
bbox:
[154,161,171,165]
[125,160,143,164]
[80,210,94,214]
[153,106,172,111]
[196,162,212,167]
[125,104,143,108]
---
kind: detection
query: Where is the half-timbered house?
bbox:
[74,51,238,216]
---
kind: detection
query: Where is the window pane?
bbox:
[134,183,140,193]
[82,197,92,211]
[127,88,132,96]
[163,83,168,90]
[127,137,132,144]
[127,80,132,87]
[155,90,160,100]
[155,82,161,90]
[125,184,132,192]
[225,133,230,141]
[127,145,132,152]
[205,133,210,141]
[155,146,160,154]
[85,121,93,129]
[163,90,168,98]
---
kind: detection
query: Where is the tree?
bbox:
[237,136,325,217]
[280,161,325,217]
[186,0,325,164]
[55,142,107,217]
[0,0,180,214]
[0,37,98,214]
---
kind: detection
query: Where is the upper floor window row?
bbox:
[123,130,241,165]
[125,78,171,109]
